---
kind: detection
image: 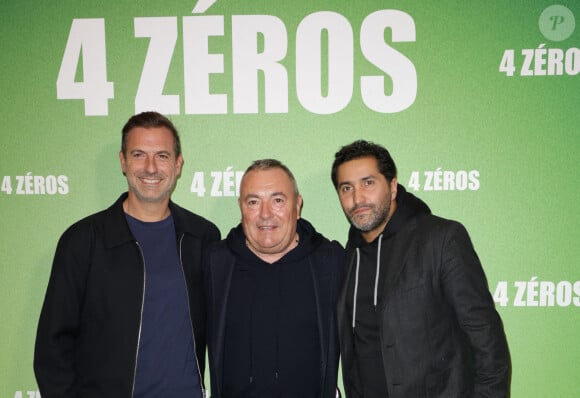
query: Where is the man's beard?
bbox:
[347,197,390,232]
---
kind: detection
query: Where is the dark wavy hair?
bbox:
[331,140,397,189]
[121,111,181,157]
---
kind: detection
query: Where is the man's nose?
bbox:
[352,187,363,204]
[145,156,157,173]
[259,203,272,219]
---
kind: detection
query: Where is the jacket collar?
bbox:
[101,192,195,248]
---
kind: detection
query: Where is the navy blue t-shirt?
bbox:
[126,214,202,398]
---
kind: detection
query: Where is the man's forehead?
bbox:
[339,166,380,181]
[241,169,293,194]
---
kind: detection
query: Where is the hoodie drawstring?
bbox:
[352,234,383,333]
[352,248,360,332]
[374,235,382,308]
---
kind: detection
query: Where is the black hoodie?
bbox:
[206,218,344,398]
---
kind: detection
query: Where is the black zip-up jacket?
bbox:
[34,193,221,398]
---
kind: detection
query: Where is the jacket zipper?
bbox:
[178,234,207,398]
[131,241,147,397]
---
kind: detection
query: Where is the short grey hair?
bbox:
[243,159,299,196]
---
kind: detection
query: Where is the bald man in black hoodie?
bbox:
[331,140,510,398]
[205,159,344,398]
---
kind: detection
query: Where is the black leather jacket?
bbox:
[34,193,220,398]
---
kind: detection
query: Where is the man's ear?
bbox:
[390,177,398,200]
[296,194,303,218]
[176,154,184,176]
[119,151,127,175]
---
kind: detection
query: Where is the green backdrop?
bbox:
[1,1,578,396]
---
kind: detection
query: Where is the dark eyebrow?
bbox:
[242,193,260,201]
[338,175,374,188]
[129,149,172,156]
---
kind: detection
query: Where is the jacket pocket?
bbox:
[425,367,450,396]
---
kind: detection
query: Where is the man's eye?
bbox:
[364,179,374,186]
[341,186,352,192]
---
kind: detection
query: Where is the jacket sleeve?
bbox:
[320,241,345,398]
[439,221,511,398]
[34,224,93,398]
[202,247,218,398]
[203,241,238,398]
